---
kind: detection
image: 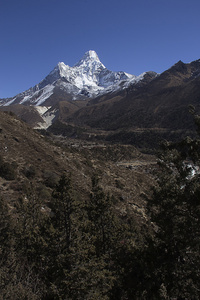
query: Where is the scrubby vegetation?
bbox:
[0,174,148,299]
[1,132,200,299]
[1,110,200,299]
[0,155,16,181]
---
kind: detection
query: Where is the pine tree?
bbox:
[16,190,46,265]
[45,173,90,299]
[46,173,121,299]
[84,175,124,298]
[0,196,16,298]
[50,173,75,251]
[13,185,48,298]
[0,190,46,299]
[87,175,117,256]
[147,131,200,298]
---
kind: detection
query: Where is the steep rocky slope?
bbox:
[67,60,200,131]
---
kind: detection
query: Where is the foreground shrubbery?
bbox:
[1,114,200,299]
[0,174,148,299]
[0,155,16,180]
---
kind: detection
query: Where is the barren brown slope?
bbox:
[56,99,89,121]
[0,111,155,222]
[0,104,44,127]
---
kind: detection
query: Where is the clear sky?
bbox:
[1,0,200,98]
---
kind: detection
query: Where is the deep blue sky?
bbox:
[1,0,200,98]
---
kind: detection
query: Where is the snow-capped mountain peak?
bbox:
[74,50,104,68]
[0,50,156,107]
[52,51,106,86]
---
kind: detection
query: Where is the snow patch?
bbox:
[35,85,54,106]
[35,106,51,115]
[34,108,57,129]
[4,97,17,106]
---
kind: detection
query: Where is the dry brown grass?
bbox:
[0,111,156,224]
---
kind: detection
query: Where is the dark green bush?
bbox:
[0,156,16,180]
[23,165,36,179]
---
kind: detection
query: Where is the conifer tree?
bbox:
[0,191,46,299]
[0,196,15,297]
[50,173,75,251]
[45,173,88,299]
[87,175,119,257]
[13,185,48,298]
[147,127,200,298]
[16,189,46,264]
[83,175,124,297]
[47,173,120,299]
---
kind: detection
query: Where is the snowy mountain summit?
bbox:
[74,50,104,68]
[0,50,151,106]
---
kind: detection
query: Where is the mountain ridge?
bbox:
[0,50,152,107]
[1,54,200,149]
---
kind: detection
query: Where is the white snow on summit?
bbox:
[1,50,151,106]
[55,50,106,90]
[74,50,104,67]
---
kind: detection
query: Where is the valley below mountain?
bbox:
[1,52,200,150]
[0,110,156,217]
